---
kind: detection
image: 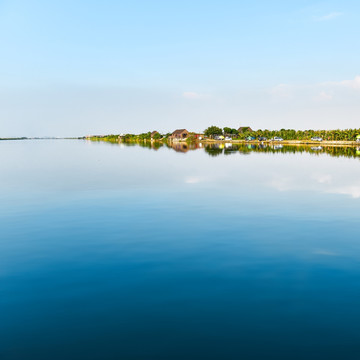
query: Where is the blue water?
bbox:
[1,140,360,359]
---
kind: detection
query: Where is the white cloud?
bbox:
[340,75,360,90]
[269,176,294,191]
[185,176,202,184]
[182,92,203,99]
[321,75,360,91]
[314,12,343,21]
[269,75,360,105]
[314,91,333,102]
[328,186,360,199]
[269,84,293,100]
[314,174,332,184]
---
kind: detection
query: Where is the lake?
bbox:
[1,140,360,359]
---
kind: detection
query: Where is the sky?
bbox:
[0,0,359,137]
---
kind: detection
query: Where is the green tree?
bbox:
[223,127,232,135]
[204,126,223,137]
[223,127,239,136]
[138,132,151,140]
[186,134,197,143]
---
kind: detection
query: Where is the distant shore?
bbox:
[85,127,360,145]
[86,135,360,147]
[0,137,81,141]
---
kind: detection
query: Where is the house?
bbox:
[151,131,159,138]
[170,129,189,141]
[238,127,253,133]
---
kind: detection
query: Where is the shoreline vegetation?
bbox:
[0,137,28,141]
[84,126,360,159]
[85,126,360,146]
[87,140,360,159]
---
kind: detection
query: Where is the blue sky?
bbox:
[0,0,359,136]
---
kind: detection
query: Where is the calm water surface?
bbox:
[1,140,360,359]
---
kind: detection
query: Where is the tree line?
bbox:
[204,126,360,141]
[88,126,360,143]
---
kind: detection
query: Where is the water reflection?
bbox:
[171,142,200,153]
[2,139,360,359]
[105,140,360,159]
[203,143,360,159]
